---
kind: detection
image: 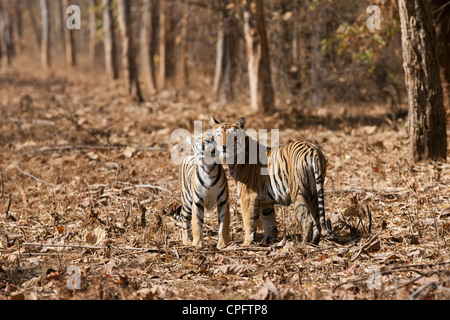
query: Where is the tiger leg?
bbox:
[180,206,192,246]
[294,197,321,245]
[309,197,322,244]
[241,196,260,246]
[216,200,230,249]
[260,204,278,245]
[191,202,205,249]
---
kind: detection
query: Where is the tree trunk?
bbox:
[243,0,274,113]
[141,0,158,94]
[89,0,97,67]
[178,0,189,87]
[118,0,144,102]
[212,1,233,102]
[55,0,65,53]
[159,0,167,89]
[40,0,50,70]
[63,0,76,67]
[432,0,450,111]
[0,2,4,67]
[102,0,118,80]
[0,2,12,67]
[13,0,22,55]
[26,0,40,52]
[311,7,322,107]
[398,0,447,161]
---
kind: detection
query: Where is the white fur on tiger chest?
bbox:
[201,183,222,210]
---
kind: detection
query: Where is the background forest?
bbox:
[0,0,449,301]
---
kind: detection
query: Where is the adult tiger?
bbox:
[211,117,330,245]
[178,131,230,249]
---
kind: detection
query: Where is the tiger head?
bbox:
[193,130,219,164]
[210,117,246,162]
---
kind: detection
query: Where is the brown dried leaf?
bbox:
[215,264,246,276]
[249,278,279,300]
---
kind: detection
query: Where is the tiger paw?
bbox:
[216,240,229,250]
[192,240,204,249]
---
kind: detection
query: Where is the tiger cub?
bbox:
[178,131,230,249]
[211,117,329,245]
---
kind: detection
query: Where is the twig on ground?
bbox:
[22,242,165,253]
[350,233,380,261]
[18,144,166,158]
[12,164,55,187]
[4,194,12,220]
[122,184,173,195]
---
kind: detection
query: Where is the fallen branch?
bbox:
[4,194,12,220]
[407,281,438,300]
[8,117,56,126]
[22,242,164,253]
[18,144,166,158]
[350,233,380,261]
[332,267,430,293]
[12,164,55,187]
[122,184,173,195]
[326,188,408,195]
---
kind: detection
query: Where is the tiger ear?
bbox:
[237,117,246,129]
[210,116,220,128]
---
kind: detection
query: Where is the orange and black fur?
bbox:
[178,131,230,249]
[211,117,329,245]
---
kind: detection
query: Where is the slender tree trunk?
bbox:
[63,0,76,67]
[213,1,233,102]
[40,0,50,70]
[243,0,274,112]
[291,0,299,67]
[213,19,225,100]
[13,0,22,54]
[311,7,322,107]
[55,0,65,53]
[89,0,97,67]
[159,0,167,89]
[102,0,118,80]
[178,0,189,87]
[398,0,447,161]
[0,2,4,67]
[118,0,144,102]
[432,0,450,110]
[141,0,158,94]
[0,2,11,67]
[25,1,40,52]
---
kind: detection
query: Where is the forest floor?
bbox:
[0,56,449,300]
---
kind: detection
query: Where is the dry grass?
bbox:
[0,59,449,300]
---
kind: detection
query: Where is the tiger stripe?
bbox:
[211,117,329,246]
[178,132,230,249]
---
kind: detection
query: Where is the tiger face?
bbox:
[211,117,246,162]
[193,131,219,164]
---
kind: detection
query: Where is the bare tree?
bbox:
[40,0,50,70]
[159,0,167,89]
[398,0,447,161]
[63,0,76,67]
[178,0,189,87]
[102,0,118,80]
[12,0,23,55]
[243,0,274,112]
[118,0,144,102]
[432,0,450,110]
[0,1,12,67]
[212,0,234,102]
[88,0,97,67]
[141,0,158,94]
